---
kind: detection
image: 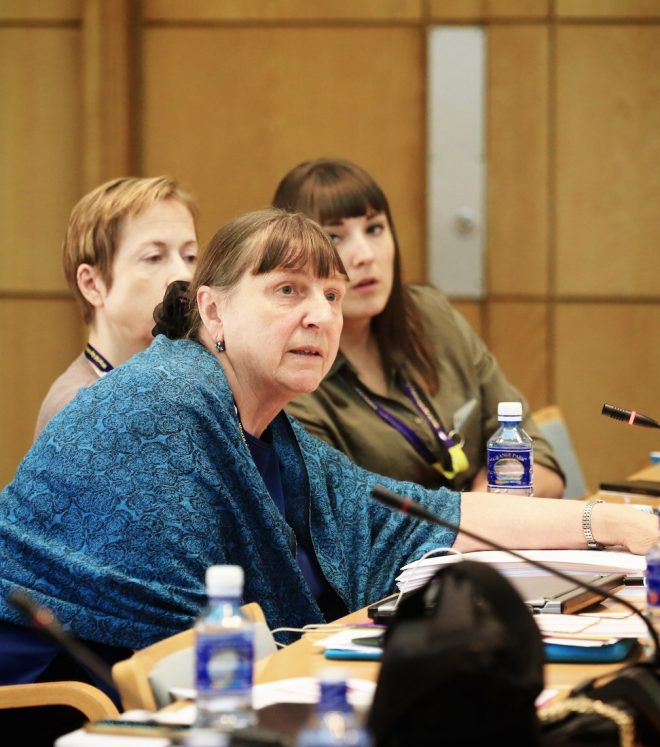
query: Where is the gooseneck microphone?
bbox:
[370,484,660,664]
[9,588,117,692]
[602,403,660,429]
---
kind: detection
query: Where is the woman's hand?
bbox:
[596,503,658,555]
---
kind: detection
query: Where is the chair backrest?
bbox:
[532,405,589,499]
[0,681,119,721]
[112,601,277,711]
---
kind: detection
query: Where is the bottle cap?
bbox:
[317,667,349,684]
[205,565,244,596]
[182,729,230,747]
[497,401,523,421]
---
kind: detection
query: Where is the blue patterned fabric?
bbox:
[0,336,460,649]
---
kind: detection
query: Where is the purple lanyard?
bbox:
[352,373,457,469]
[84,343,113,375]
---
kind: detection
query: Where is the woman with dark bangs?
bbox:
[274,158,565,498]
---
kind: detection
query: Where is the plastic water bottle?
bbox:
[195,565,256,732]
[487,401,533,495]
[296,669,372,747]
[644,515,660,657]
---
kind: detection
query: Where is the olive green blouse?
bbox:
[285,284,563,492]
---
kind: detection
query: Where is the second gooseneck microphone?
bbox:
[602,404,660,429]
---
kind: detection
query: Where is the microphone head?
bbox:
[602,404,660,429]
[602,403,630,422]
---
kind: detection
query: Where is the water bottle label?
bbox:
[487,447,532,490]
[647,557,660,608]
[196,631,253,695]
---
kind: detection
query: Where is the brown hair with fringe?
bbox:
[273,158,438,394]
[154,208,348,341]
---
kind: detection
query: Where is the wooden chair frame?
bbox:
[0,681,119,721]
[112,601,269,712]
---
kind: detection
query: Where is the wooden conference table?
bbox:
[255,464,659,699]
[255,601,640,701]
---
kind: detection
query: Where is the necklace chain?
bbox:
[234,404,249,448]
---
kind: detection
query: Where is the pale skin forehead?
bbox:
[116,198,196,244]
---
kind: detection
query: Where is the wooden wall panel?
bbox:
[556,0,660,19]
[556,26,660,297]
[0,27,82,293]
[555,304,660,491]
[0,299,82,487]
[487,301,549,411]
[487,25,549,295]
[0,0,80,21]
[429,0,549,21]
[83,0,137,189]
[142,26,426,280]
[143,0,423,22]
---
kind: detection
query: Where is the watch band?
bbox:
[582,499,605,550]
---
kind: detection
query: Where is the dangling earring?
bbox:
[215,339,225,353]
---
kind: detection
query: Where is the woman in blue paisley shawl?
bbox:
[0,208,655,717]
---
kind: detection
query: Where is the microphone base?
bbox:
[571,660,660,745]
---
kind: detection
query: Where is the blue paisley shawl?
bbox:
[0,336,460,648]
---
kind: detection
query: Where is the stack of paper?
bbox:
[396,549,646,594]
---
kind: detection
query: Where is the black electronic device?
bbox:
[599,479,660,498]
[85,720,287,746]
[368,571,625,622]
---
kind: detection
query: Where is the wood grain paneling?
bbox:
[0,298,82,488]
[555,303,660,491]
[142,26,426,280]
[487,301,549,411]
[0,0,80,21]
[488,25,549,295]
[556,26,660,297]
[143,0,422,22]
[83,0,136,189]
[0,27,82,293]
[556,0,660,19]
[429,0,549,21]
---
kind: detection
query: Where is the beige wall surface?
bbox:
[2,1,659,495]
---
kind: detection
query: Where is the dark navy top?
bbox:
[245,428,347,622]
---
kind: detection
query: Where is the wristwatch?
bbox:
[582,499,605,550]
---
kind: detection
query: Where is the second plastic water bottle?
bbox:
[487,401,533,496]
[195,565,256,732]
[644,514,660,658]
[296,669,372,747]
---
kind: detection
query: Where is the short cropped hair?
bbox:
[62,176,197,323]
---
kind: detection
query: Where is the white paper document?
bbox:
[534,611,648,643]
[396,549,646,593]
